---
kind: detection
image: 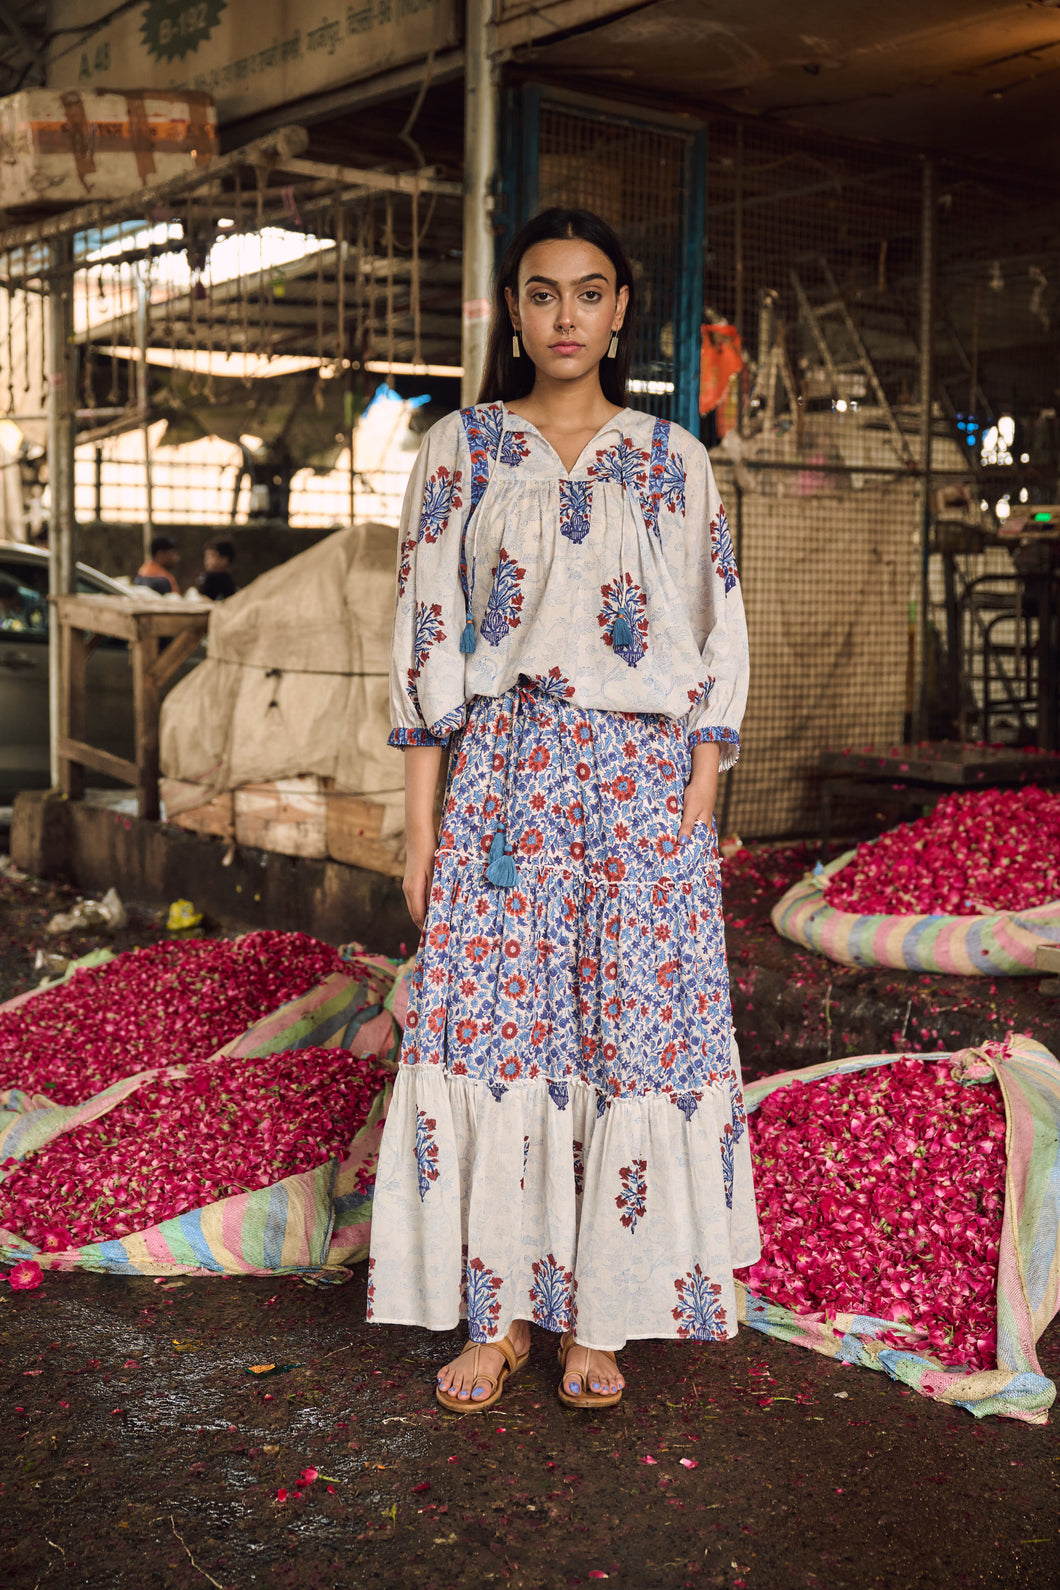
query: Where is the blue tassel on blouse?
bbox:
[485,827,517,888]
[460,619,477,654]
[612,611,635,650]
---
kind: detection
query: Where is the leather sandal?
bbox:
[557,1330,623,1409]
[435,1333,529,1413]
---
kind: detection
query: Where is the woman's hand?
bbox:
[403,824,437,929]
[678,740,721,845]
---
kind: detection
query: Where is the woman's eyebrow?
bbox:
[522,273,610,288]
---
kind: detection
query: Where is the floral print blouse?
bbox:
[388,402,748,768]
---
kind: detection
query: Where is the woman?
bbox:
[368,207,759,1411]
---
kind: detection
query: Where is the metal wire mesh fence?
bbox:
[704,121,1060,840]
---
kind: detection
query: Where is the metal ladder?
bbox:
[789,254,914,465]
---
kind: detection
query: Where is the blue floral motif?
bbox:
[587,435,650,490]
[674,1091,700,1122]
[616,1158,647,1232]
[412,601,445,663]
[500,431,531,468]
[521,1133,530,1190]
[559,480,593,544]
[720,1123,736,1210]
[529,1252,575,1331]
[458,405,507,621]
[710,506,739,593]
[417,466,463,545]
[597,574,647,667]
[572,1139,585,1198]
[414,1110,440,1201]
[531,668,576,700]
[640,418,670,538]
[397,535,414,597]
[406,601,446,714]
[660,453,687,515]
[462,403,504,469]
[402,601,444,715]
[365,1255,376,1317]
[428,703,469,739]
[465,1255,503,1340]
[672,1264,728,1341]
[480,548,527,647]
[548,1079,570,1109]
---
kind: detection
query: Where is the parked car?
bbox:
[0,542,188,804]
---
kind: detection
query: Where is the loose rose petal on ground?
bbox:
[299,1468,318,1485]
[8,1260,42,1290]
[276,1488,287,1502]
[680,1458,698,1469]
[641,1455,657,1465]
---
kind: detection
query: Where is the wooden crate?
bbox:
[327,794,404,879]
[234,777,329,859]
[161,778,234,839]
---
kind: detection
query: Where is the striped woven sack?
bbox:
[0,945,403,1282]
[772,848,1060,974]
[737,1035,1060,1424]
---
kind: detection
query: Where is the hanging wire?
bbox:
[410,180,423,370]
[234,168,251,383]
[22,247,32,404]
[6,251,15,414]
[107,256,122,404]
[384,194,395,371]
[365,196,376,365]
[334,185,346,377]
[255,163,267,361]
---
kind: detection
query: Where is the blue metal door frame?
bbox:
[498,85,705,434]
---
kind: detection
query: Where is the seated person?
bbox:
[134,535,181,595]
[196,538,237,601]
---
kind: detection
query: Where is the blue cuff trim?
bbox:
[688,727,741,750]
[387,727,447,748]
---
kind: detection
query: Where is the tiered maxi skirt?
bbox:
[367,683,760,1350]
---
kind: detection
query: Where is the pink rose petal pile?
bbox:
[0,1045,391,1250]
[0,932,346,1106]
[821,785,1060,916]
[736,1056,1006,1371]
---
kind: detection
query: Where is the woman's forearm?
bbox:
[404,745,444,839]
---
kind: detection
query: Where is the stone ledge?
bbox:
[10,789,411,956]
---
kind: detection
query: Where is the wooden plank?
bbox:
[1036,945,1060,974]
[132,633,161,821]
[57,620,86,800]
[57,735,139,786]
[234,778,329,859]
[53,593,140,641]
[279,156,462,199]
[146,623,208,689]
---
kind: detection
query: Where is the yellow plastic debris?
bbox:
[167,899,203,932]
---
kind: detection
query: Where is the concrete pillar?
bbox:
[460,0,498,407]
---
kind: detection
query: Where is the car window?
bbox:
[0,564,48,637]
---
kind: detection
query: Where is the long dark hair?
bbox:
[477,207,636,407]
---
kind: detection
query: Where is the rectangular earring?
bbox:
[512,332,520,358]
[607,332,619,359]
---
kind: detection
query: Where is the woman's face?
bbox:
[505,237,628,385]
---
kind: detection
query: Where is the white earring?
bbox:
[607,330,619,359]
[512,331,521,358]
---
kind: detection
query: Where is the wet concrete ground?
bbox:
[1,853,1058,1588]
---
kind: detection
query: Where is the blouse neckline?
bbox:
[500,402,633,480]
